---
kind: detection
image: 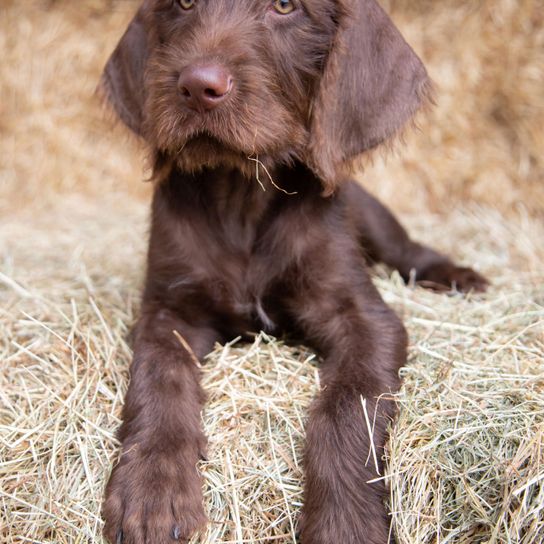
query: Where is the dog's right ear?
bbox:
[100,6,149,136]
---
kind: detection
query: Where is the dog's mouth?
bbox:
[146,73,304,172]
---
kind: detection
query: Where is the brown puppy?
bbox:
[100,1,487,543]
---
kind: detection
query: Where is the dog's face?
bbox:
[102,0,431,193]
[144,0,337,172]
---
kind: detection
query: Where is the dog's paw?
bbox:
[416,262,489,293]
[102,448,206,543]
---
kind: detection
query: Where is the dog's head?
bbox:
[101,0,430,194]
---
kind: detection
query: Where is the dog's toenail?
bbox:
[172,526,181,540]
[116,529,123,544]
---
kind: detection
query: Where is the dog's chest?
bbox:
[174,219,283,330]
[158,169,334,332]
[166,188,293,330]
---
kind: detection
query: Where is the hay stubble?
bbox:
[1,199,543,543]
[1,0,543,542]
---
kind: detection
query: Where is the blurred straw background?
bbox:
[1,1,543,543]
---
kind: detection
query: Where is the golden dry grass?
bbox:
[1,199,543,543]
[1,1,543,543]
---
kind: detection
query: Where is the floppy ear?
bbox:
[308,0,432,194]
[100,5,149,136]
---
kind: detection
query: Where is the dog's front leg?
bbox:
[290,273,407,544]
[103,307,219,544]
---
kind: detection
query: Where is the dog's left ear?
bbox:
[307,0,432,194]
[100,5,149,136]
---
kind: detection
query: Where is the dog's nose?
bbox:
[178,64,232,111]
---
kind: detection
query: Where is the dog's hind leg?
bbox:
[343,181,488,292]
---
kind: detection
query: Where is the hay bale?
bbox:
[1,1,543,543]
[1,198,542,543]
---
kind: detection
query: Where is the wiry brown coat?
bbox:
[100,1,487,543]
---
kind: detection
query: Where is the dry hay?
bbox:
[1,197,543,543]
[1,0,544,543]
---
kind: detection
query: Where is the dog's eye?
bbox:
[178,0,196,9]
[273,0,296,15]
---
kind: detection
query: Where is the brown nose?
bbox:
[178,64,232,111]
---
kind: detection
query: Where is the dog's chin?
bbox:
[184,133,247,159]
[168,133,251,176]
[163,133,295,179]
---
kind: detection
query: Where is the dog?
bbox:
[100,1,488,542]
